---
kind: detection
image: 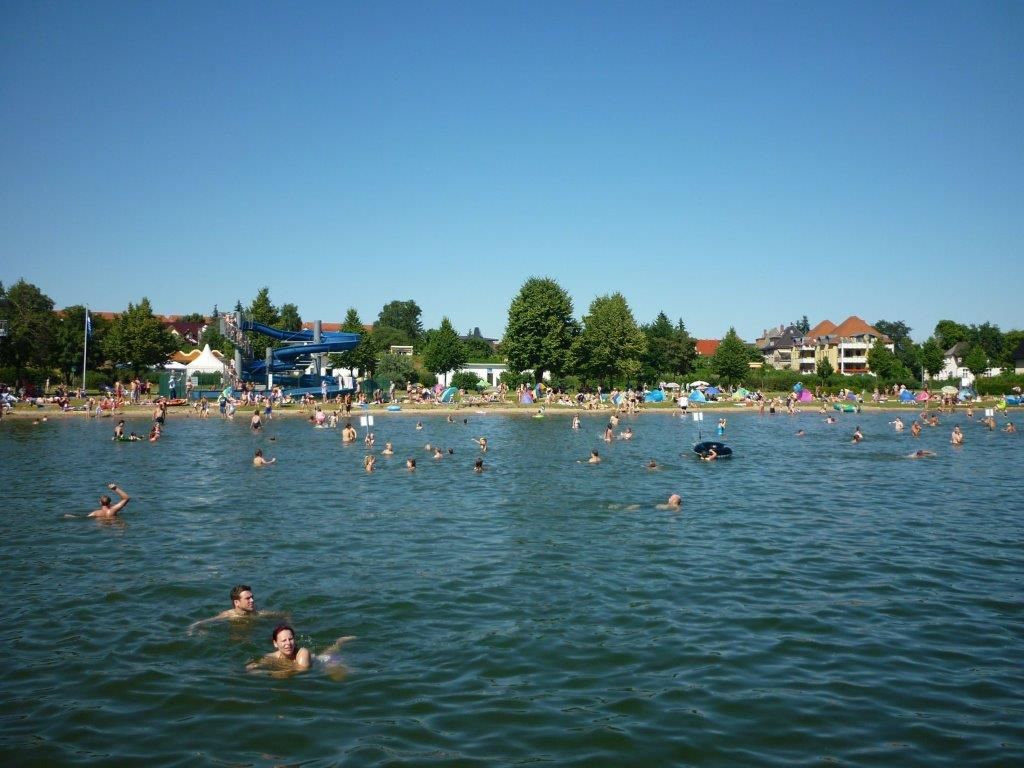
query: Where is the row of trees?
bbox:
[3,276,1020,391]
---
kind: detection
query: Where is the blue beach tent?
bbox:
[439,386,458,403]
[644,390,665,403]
[899,389,916,402]
[689,390,707,403]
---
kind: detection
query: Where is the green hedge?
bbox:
[973,374,1024,396]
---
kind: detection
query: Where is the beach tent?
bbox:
[899,390,916,402]
[958,388,975,401]
[793,382,804,393]
[731,387,750,401]
[520,392,534,404]
[688,389,707,403]
[439,386,458,403]
[185,344,228,376]
[644,390,665,403]
[797,388,813,402]
[846,391,858,401]
[914,391,930,402]
[1005,395,1022,406]
[705,386,721,396]
[612,393,624,405]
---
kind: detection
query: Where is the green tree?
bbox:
[710,328,750,386]
[178,312,207,323]
[968,322,1003,363]
[641,312,697,382]
[370,325,414,352]
[867,340,898,380]
[964,345,989,381]
[375,352,416,387]
[377,300,423,342]
[816,357,834,382]
[572,293,648,386]
[197,323,235,357]
[422,317,467,380]
[278,303,303,332]
[463,335,497,360]
[874,319,921,378]
[103,297,176,376]
[330,308,376,377]
[0,279,57,377]
[451,371,481,390]
[503,277,579,381]
[793,315,810,334]
[53,305,108,384]
[933,320,969,351]
[919,338,945,380]
[999,330,1024,369]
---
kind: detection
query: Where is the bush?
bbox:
[973,373,1024,396]
[451,371,481,391]
[419,371,437,387]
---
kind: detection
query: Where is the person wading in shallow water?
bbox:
[88,483,131,518]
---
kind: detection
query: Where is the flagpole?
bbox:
[81,306,89,398]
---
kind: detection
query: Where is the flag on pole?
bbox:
[85,310,92,337]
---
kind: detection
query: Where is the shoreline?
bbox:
[3,400,1016,421]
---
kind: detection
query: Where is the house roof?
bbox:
[831,315,886,340]
[764,325,803,351]
[695,339,720,356]
[945,341,970,357]
[806,319,837,339]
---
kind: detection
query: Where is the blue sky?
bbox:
[2,1,1021,342]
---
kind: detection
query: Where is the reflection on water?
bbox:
[0,410,1022,765]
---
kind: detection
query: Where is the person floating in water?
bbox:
[406,457,416,470]
[473,436,488,452]
[1004,421,1017,433]
[656,493,682,510]
[188,585,285,634]
[619,427,633,440]
[908,449,937,459]
[851,427,864,444]
[571,414,581,430]
[795,429,805,437]
[87,483,131,518]
[586,450,601,464]
[474,457,484,473]
[364,454,376,472]
[382,441,394,455]
[700,447,718,461]
[253,449,276,466]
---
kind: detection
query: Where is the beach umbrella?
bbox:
[689,380,709,389]
[663,382,680,390]
[941,385,958,395]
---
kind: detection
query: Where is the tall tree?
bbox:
[964,346,989,382]
[0,279,57,376]
[572,293,647,386]
[53,305,108,384]
[102,297,176,376]
[503,277,579,381]
[422,317,467,379]
[278,303,303,332]
[375,352,416,387]
[377,300,423,342]
[330,307,376,377]
[999,330,1024,369]
[968,322,1003,363]
[867,339,899,379]
[919,338,945,380]
[370,325,414,353]
[641,312,696,381]
[933,320,969,351]
[793,315,810,334]
[710,328,750,385]
[816,357,834,383]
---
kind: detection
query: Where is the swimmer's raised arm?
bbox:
[322,635,357,654]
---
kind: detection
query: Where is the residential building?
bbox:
[774,316,892,375]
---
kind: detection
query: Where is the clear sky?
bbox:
[2,1,1021,342]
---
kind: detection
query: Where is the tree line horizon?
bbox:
[1,277,1021,393]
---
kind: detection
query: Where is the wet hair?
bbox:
[100,495,111,506]
[230,584,252,603]
[474,457,483,468]
[407,458,416,468]
[271,623,294,643]
[255,449,263,457]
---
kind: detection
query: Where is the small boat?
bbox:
[693,440,733,458]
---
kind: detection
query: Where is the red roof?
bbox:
[806,319,836,339]
[695,339,720,356]
[831,315,885,340]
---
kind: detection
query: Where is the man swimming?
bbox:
[253,449,276,466]
[188,585,283,634]
[87,483,131,518]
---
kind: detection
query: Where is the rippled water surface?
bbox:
[1,409,1022,766]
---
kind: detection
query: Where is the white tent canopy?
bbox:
[186,344,228,376]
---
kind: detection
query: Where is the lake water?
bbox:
[1,408,1022,766]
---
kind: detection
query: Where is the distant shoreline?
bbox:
[3,400,1015,420]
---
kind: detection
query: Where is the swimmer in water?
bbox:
[364,454,376,472]
[474,457,484,473]
[188,585,285,634]
[253,449,276,466]
[473,437,488,452]
[86,483,131,518]
[647,459,659,469]
[587,450,601,464]
[619,427,633,440]
[603,423,614,442]
[406,457,416,470]
[852,427,863,444]
[251,410,262,431]
[655,493,682,510]
[951,425,964,446]
[341,423,357,443]
[382,441,394,455]
[908,449,936,459]
[1004,421,1017,433]
[890,417,904,432]
[911,421,922,438]
[700,447,718,461]
[247,623,310,672]
[795,429,805,437]
[433,447,444,459]
[571,414,581,430]
[415,421,424,430]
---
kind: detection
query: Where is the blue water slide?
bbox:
[240,319,360,378]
